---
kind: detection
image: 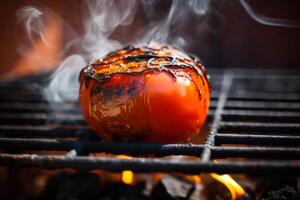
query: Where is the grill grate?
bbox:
[0,69,299,175]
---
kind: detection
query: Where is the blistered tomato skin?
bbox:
[79,45,210,143]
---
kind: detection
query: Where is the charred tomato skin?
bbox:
[79,45,210,143]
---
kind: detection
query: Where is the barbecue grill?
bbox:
[0,68,299,175]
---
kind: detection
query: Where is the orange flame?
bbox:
[122,170,134,185]
[191,175,202,184]
[210,173,246,200]
[116,155,134,185]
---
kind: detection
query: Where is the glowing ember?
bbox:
[191,175,202,184]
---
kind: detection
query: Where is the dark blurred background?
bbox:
[0,0,300,78]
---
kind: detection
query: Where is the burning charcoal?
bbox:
[262,186,300,200]
[257,177,299,200]
[201,178,232,200]
[150,175,199,200]
[201,174,251,200]
[36,172,101,200]
[99,180,148,200]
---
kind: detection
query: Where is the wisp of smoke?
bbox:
[16,6,48,46]
[82,0,136,60]
[17,0,211,103]
[140,0,209,46]
[240,0,300,28]
[45,0,138,102]
[44,55,86,102]
[16,0,300,103]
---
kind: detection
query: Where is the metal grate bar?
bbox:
[222,110,300,122]
[219,122,300,134]
[0,113,85,125]
[201,73,233,162]
[225,101,300,111]
[212,146,300,159]
[0,153,299,175]
[0,138,204,156]
[215,133,300,146]
[211,93,300,101]
[0,103,81,113]
[0,125,92,138]
[0,138,299,159]
[226,97,300,102]
[0,69,299,175]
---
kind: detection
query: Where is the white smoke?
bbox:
[81,0,137,60]
[16,6,48,46]
[44,55,85,102]
[189,0,210,15]
[240,0,300,28]
[140,0,209,46]
[48,0,210,102]
[17,0,211,102]
[16,0,300,103]
[45,0,137,102]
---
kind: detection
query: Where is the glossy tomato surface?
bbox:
[79,44,210,143]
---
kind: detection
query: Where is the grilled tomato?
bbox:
[79,44,210,143]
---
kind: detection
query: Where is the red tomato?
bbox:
[79,44,210,143]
